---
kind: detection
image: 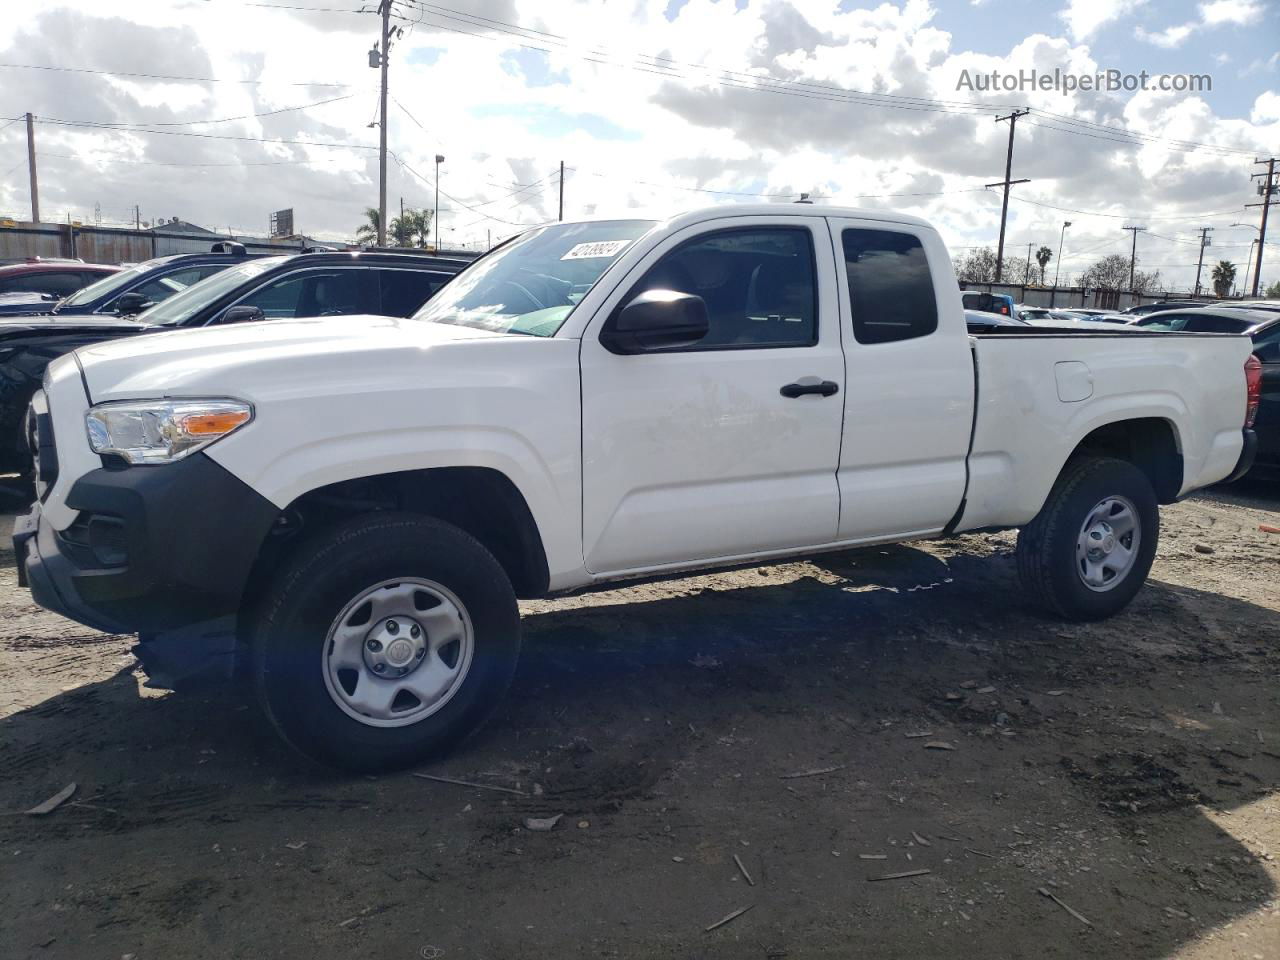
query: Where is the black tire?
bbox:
[249,512,521,772]
[1016,456,1159,621]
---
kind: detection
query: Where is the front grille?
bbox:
[27,391,59,500]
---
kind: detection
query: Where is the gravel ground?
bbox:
[1,477,1278,960]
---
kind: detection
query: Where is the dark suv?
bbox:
[0,249,472,478]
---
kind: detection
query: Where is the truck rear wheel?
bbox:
[249,513,521,772]
[1015,456,1159,621]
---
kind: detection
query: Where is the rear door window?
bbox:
[129,264,228,305]
[1182,314,1254,334]
[842,228,938,344]
[379,269,450,316]
[3,271,87,296]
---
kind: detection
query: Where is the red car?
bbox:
[0,260,121,301]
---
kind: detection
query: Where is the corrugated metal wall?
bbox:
[0,221,310,265]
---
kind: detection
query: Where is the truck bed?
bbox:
[958,330,1252,531]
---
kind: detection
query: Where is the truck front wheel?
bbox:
[249,513,521,772]
[1015,456,1159,621]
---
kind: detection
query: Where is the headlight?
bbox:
[85,399,253,465]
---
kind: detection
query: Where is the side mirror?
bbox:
[601,289,709,355]
[112,292,151,315]
[219,305,266,325]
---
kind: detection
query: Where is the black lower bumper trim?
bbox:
[1225,428,1258,484]
[12,452,279,634]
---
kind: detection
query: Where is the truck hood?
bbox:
[75,314,512,402]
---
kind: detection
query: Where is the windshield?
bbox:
[58,263,151,308]
[413,219,655,336]
[140,257,289,325]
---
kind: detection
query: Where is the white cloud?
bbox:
[1134,22,1194,48]
[1198,0,1265,26]
[1057,0,1148,41]
[1252,91,1280,123]
[0,0,1276,290]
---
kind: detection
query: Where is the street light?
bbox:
[434,154,444,252]
[1053,220,1071,289]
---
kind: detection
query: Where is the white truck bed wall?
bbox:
[958,332,1251,531]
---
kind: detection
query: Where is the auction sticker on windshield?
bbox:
[561,240,631,260]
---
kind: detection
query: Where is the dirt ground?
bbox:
[1,477,1278,960]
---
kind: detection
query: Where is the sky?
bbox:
[0,0,1277,291]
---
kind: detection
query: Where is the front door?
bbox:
[579,217,845,574]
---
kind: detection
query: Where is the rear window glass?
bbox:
[843,229,938,344]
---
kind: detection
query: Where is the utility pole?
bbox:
[986,108,1031,282]
[558,160,564,222]
[25,112,39,224]
[372,1,393,246]
[1246,157,1277,297]
[399,195,404,246]
[1023,241,1032,285]
[1122,225,1146,291]
[134,204,141,230]
[1193,227,1214,296]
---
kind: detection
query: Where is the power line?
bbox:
[0,94,357,130]
[1005,195,1242,221]
[5,114,376,151]
[395,0,1262,157]
[0,61,353,88]
[37,151,350,168]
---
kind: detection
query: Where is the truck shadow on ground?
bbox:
[1,541,1278,958]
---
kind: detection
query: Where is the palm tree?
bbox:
[1211,260,1237,298]
[401,208,433,248]
[1035,246,1053,285]
[355,207,381,244]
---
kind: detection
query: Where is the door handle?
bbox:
[780,380,839,399]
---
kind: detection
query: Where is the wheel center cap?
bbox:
[362,616,427,676]
[386,637,415,666]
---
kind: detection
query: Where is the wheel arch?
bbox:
[241,466,551,616]
[1059,416,1183,505]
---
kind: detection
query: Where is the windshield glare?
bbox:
[141,257,289,325]
[413,220,655,336]
[58,263,149,308]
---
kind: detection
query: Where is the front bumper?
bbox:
[1224,428,1258,484]
[13,452,279,635]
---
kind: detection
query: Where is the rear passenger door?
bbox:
[827,219,975,540]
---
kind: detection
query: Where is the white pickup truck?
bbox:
[14,204,1259,771]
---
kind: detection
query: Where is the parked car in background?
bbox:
[0,261,122,315]
[1252,319,1280,474]
[131,249,468,328]
[965,308,1027,329]
[1065,308,1129,323]
[0,242,260,320]
[1131,307,1274,335]
[961,290,1016,318]
[1121,300,1208,317]
[0,250,469,478]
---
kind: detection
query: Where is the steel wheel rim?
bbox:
[321,577,475,728]
[1075,495,1141,593]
